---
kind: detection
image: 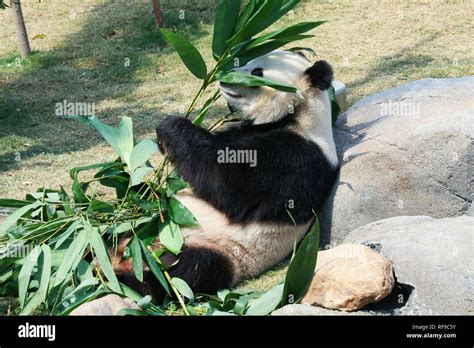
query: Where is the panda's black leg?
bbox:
[116,245,234,304]
[158,246,234,301]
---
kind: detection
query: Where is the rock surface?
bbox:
[272,304,374,316]
[70,294,140,315]
[320,77,474,244]
[301,244,395,311]
[344,215,474,315]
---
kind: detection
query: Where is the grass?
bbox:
[0,0,473,302]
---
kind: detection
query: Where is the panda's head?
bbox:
[219,50,333,125]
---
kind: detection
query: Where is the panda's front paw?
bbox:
[156,116,192,154]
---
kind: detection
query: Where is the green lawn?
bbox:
[0,0,473,297]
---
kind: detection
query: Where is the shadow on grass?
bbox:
[0,0,220,172]
[346,33,438,94]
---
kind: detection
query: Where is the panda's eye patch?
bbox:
[251,68,263,77]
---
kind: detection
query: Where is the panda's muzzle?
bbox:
[219,83,242,99]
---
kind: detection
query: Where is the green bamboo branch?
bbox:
[147,245,190,316]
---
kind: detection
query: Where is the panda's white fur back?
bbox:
[294,89,338,167]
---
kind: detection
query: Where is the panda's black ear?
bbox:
[304,60,333,90]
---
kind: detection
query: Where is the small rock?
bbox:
[70,294,140,315]
[301,244,395,311]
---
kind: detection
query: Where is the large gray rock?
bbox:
[320,77,474,245]
[344,215,474,315]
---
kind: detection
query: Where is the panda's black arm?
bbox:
[156,117,217,184]
[155,117,271,199]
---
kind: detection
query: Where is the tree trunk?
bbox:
[151,0,164,28]
[12,0,31,59]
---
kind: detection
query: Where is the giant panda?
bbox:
[115,50,339,301]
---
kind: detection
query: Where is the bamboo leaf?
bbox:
[192,91,221,126]
[130,139,159,172]
[130,166,154,186]
[76,259,94,282]
[55,278,100,315]
[70,163,111,205]
[89,227,121,291]
[281,217,320,306]
[72,179,89,204]
[117,308,146,316]
[217,289,230,302]
[110,217,152,235]
[61,278,99,304]
[224,35,313,70]
[130,237,143,282]
[328,84,341,125]
[54,227,90,286]
[18,246,41,308]
[159,220,184,255]
[161,29,207,79]
[166,177,189,194]
[38,244,52,303]
[20,290,43,315]
[234,292,262,315]
[227,0,300,47]
[246,283,284,315]
[113,281,145,302]
[98,172,129,199]
[218,71,302,97]
[0,201,42,236]
[87,200,115,214]
[94,161,127,178]
[52,220,82,249]
[0,199,32,208]
[212,0,241,59]
[136,295,152,309]
[246,21,325,49]
[234,0,262,33]
[169,198,198,227]
[69,116,134,168]
[70,162,117,178]
[170,277,194,301]
[139,240,170,294]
